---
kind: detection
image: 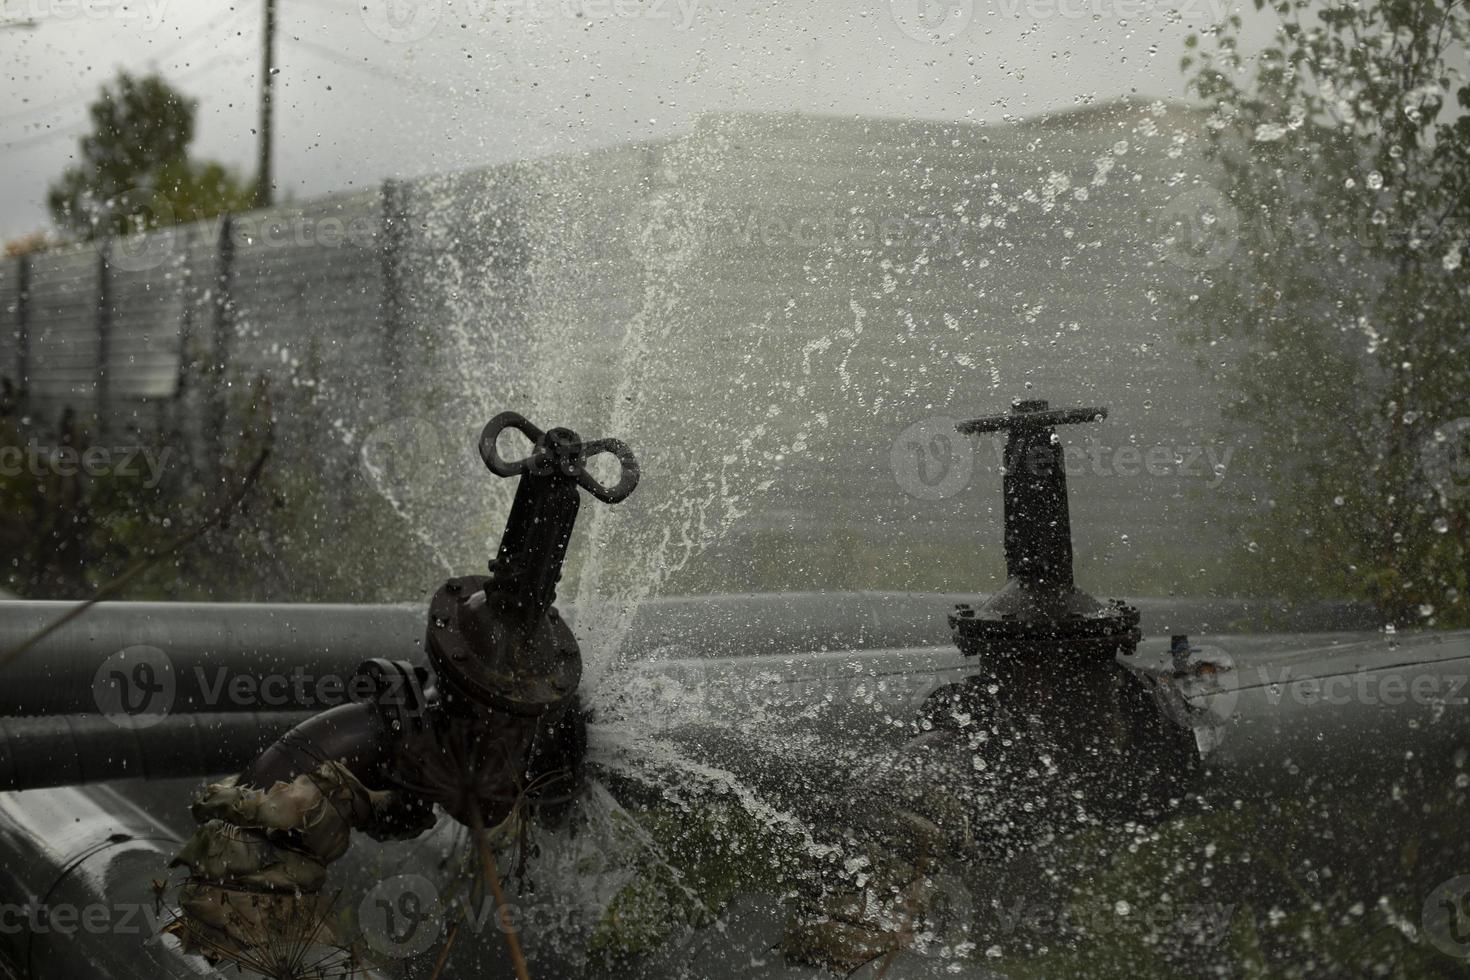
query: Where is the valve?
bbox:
[427,412,639,717]
[947,398,1139,668]
[168,411,640,973]
[911,399,1194,834]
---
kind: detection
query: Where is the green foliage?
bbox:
[0,363,433,603]
[586,803,801,965]
[1179,0,1470,625]
[46,71,254,241]
[992,777,1470,979]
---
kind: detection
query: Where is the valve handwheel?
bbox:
[480,410,640,504]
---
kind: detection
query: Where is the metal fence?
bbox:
[0,105,1254,598]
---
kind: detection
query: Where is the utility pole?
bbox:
[254,0,276,209]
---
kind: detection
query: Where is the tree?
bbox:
[1178,0,1470,625]
[47,71,254,241]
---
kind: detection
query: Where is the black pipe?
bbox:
[0,601,423,716]
[0,595,1381,718]
[0,711,315,792]
[238,700,390,790]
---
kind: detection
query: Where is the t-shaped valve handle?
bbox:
[956,399,1106,592]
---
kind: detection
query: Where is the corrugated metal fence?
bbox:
[0,107,1262,598]
[1,186,394,433]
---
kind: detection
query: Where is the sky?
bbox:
[0,0,1272,241]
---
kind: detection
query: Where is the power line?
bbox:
[0,46,249,155]
[0,6,251,123]
[288,35,497,109]
[0,121,84,151]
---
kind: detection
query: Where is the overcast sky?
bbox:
[1,0,1273,241]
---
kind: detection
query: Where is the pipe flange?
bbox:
[426,575,580,716]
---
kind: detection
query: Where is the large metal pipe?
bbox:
[0,782,211,979]
[4,625,1462,799]
[0,711,315,792]
[0,595,1378,716]
[0,592,1388,798]
[0,602,423,717]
